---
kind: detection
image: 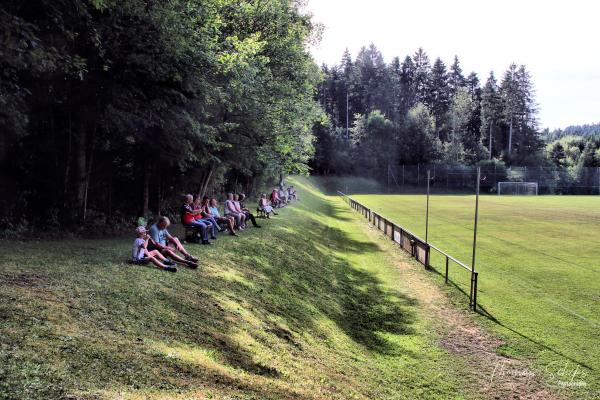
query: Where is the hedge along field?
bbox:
[0,176,477,400]
[346,190,600,399]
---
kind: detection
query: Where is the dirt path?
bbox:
[358,220,563,400]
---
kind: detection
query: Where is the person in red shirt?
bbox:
[181,194,211,245]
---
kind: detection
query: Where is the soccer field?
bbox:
[351,192,600,395]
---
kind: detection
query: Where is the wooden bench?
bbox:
[184,225,199,243]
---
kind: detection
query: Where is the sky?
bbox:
[304,0,600,130]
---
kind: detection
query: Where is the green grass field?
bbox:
[0,177,480,400]
[331,181,600,398]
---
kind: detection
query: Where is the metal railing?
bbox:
[338,191,479,311]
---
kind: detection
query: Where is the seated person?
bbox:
[224,193,246,230]
[279,186,288,204]
[193,195,219,237]
[208,198,237,236]
[132,226,177,272]
[288,185,296,200]
[181,194,213,245]
[148,216,200,267]
[237,193,261,228]
[258,194,277,218]
[270,189,281,208]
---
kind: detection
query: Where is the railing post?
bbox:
[470,271,478,311]
[445,256,449,284]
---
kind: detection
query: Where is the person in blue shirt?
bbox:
[148,216,199,268]
[209,198,237,236]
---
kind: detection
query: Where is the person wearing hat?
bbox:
[131,226,177,272]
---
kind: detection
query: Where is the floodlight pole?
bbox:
[470,166,481,310]
[426,170,430,243]
[346,91,349,140]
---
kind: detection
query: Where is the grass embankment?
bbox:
[319,176,599,399]
[0,177,472,399]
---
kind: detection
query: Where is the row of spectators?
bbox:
[130,185,298,273]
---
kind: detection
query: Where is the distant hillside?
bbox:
[546,122,600,141]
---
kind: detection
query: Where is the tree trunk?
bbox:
[156,174,162,216]
[74,125,87,219]
[82,139,95,222]
[141,164,150,218]
[508,116,513,157]
[63,113,73,206]
[198,166,214,198]
[489,121,493,160]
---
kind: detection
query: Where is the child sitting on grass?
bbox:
[132,226,177,273]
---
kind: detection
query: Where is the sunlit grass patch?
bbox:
[0,176,476,399]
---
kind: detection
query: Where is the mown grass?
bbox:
[0,177,475,399]
[326,178,600,399]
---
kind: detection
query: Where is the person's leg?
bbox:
[148,249,167,261]
[190,220,209,241]
[145,255,168,270]
[169,236,195,257]
[233,213,243,229]
[160,248,188,264]
[227,218,237,234]
[246,212,260,227]
[203,217,218,238]
[208,216,223,232]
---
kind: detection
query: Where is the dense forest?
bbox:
[309,45,600,182]
[0,0,322,233]
[2,2,600,234]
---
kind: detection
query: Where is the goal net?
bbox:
[497,182,538,195]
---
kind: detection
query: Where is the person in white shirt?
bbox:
[131,226,177,272]
[224,193,246,229]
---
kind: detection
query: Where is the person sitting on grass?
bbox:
[131,226,177,272]
[148,216,200,267]
[181,194,213,245]
[237,194,261,228]
[258,194,277,218]
[193,195,220,237]
[208,198,237,236]
[225,193,246,230]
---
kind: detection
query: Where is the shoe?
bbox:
[164,258,176,266]
[254,225,261,228]
[185,255,199,262]
[163,266,177,273]
[186,261,199,269]
[229,232,238,236]
[273,213,279,215]
[202,240,212,245]
[210,236,217,240]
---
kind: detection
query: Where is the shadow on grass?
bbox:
[0,181,420,398]
[475,305,594,372]
[425,263,595,372]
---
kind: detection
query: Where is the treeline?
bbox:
[0,0,322,232]
[310,45,543,175]
[544,122,600,141]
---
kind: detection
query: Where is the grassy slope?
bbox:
[340,187,600,399]
[0,177,473,400]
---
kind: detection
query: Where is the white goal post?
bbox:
[497,182,538,195]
